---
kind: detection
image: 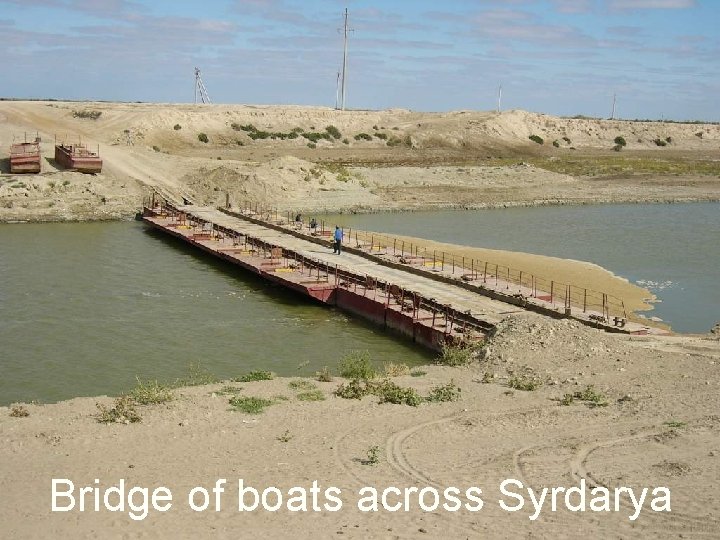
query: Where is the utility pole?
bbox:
[194,67,211,104]
[497,85,502,113]
[335,71,341,110]
[611,93,616,120]
[339,8,353,111]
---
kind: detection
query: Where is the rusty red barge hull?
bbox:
[10,142,41,173]
[142,206,492,351]
[54,144,102,173]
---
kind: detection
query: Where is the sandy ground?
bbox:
[1,101,719,221]
[2,313,719,538]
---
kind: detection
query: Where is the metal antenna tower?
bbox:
[497,85,502,113]
[610,93,617,120]
[194,67,211,104]
[338,8,353,111]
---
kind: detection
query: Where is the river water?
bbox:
[0,222,431,405]
[322,202,720,335]
[2,203,717,405]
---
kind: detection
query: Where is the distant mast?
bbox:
[194,68,212,104]
[497,85,502,113]
[610,93,617,120]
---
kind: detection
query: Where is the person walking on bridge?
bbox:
[333,226,343,254]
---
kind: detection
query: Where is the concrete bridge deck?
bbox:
[180,205,523,326]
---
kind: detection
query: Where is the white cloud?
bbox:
[608,0,696,10]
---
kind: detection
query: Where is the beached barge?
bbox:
[54,142,102,173]
[143,202,494,351]
[10,141,41,173]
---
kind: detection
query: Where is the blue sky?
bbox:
[1,0,717,120]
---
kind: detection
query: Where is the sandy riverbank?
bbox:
[351,231,656,318]
[2,313,719,538]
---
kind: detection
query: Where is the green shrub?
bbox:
[339,351,376,379]
[354,133,372,141]
[552,140,560,148]
[437,342,475,367]
[152,145,160,152]
[334,379,370,399]
[573,385,608,407]
[325,125,342,139]
[614,135,627,147]
[173,124,182,130]
[426,380,461,402]
[529,134,544,145]
[198,133,209,143]
[375,380,422,406]
[235,370,274,382]
[654,138,667,147]
[374,132,388,140]
[229,396,275,414]
[297,390,325,401]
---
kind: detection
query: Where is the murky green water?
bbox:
[321,202,720,334]
[0,222,432,405]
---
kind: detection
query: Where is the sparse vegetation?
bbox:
[410,370,427,377]
[152,145,160,152]
[235,370,275,382]
[664,420,687,429]
[316,366,333,382]
[229,395,275,414]
[96,395,141,424]
[529,134,544,145]
[73,109,102,120]
[174,363,218,387]
[354,133,372,141]
[198,133,209,143]
[9,405,30,417]
[339,350,377,380]
[572,384,608,408]
[307,143,316,149]
[437,341,476,367]
[552,140,560,148]
[426,380,461,402]
[508,375,542,391]
[364,445,381,465]
[297,390,325,401]
[277,430,293,442]
[173,124,182,130]
[130,377,173,405]
[654,138,667,147]
[289,380,316,391]
[383,362,410,377]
